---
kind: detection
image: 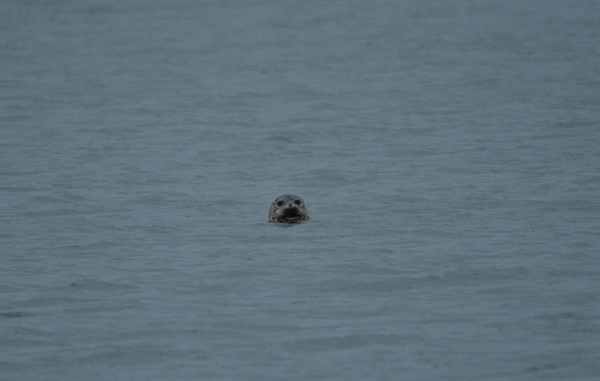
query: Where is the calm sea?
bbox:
[1,1,598,380]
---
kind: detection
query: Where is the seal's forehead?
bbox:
[274,194,303,203]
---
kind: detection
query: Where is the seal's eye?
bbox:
[276,200,284,206]
[294,200,302,205]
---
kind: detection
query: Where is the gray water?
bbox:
[1,1,598,380]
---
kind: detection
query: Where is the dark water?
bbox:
[1,1,598,380]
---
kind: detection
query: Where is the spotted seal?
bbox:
[268,194,310,223]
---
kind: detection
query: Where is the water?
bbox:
[1,1,598,380]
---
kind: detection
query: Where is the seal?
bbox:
[268,194,310,223]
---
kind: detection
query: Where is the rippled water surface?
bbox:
[1,1,598,380]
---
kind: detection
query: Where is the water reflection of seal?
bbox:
[268,194,310,223]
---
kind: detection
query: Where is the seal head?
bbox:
[268,194,310,223]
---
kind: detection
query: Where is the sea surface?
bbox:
[1,1,598,380]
